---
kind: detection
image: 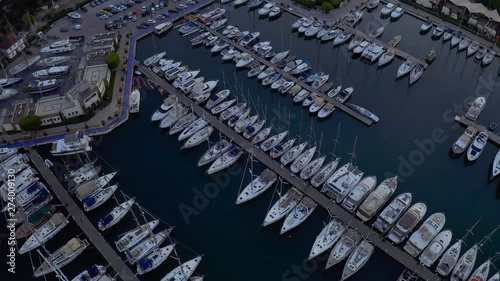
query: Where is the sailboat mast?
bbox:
[332,123,341,159]
[349,136,358,165]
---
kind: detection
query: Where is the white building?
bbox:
[0,37,26,60]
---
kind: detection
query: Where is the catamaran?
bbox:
[115,220,160,252]
[356,176,398,221]
[34,238,89,277]
[309,218,346,260]
[98,199,135,231]
[372,192,412,233]
[280,197,317,234]
[236,169,277,204]
[322,162,364,203]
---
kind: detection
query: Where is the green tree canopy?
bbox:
[330,0,340,8]
[321,2,333,13]
[105,52,120,70]
[19,115,41,131]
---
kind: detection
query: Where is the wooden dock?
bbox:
[27,149,139,281]
[138,65,441,281]
[184,17,374,126]
[456,115,500,146]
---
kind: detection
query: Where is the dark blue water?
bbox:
[5,3,500,281]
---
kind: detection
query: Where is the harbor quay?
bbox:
[138,64,441,281]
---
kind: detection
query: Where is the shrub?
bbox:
[321,2,333,12]
[105,52,120,70]
[19,115,41,131]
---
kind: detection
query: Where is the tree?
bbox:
[105,52,120,70]
[19,115,41,131]
[330,0,340,7]
[321,2,333,13]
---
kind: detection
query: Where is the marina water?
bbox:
[7,3,500,281]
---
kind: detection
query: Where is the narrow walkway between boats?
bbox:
[139,65,441,281]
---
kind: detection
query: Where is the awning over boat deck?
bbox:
[76,181,98,201]
[449,0,500,23]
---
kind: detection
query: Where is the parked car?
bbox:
[81,6,88,12]
[60,27,69,32]
[73,24,82,30]
[159,2,164,8]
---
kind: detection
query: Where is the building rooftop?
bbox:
[10,101,35,124]
[36,95,76,118]
[0,37,20,50]
[83,64,109,85]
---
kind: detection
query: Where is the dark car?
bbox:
[80,6,88,12]
[60,27,69,32]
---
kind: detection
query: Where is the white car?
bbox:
[73,24,82,30]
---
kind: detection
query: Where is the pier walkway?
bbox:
[27,149,139,281]
[185,17,374,126]
[139,65,441,281]
[456,115,500,146]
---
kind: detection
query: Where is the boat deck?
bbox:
[455,115,500,146]
[27,149,139,281]
[138,65,440,281]
[184,17,374,126]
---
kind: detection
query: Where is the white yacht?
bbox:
[210,18,227,30]
[36,56,71,67]
[160,256,202,281]
[404,212,446,257]
[137,244,175,274]
[220,103,247,121]
[450,244,479,281]
[466,96,486,121]
[260,131,288,152]
[190,80,218,103]
[50,132,92,156]
[458,38,471,51]
[387,202,428,244]
[83,185,118,212]
[258,67,275,80]
[205,90,230,110]
[283,59,303,72]
[180,77,205,95]
[263,188,303,226]
[361,43,384,63]
[248,64,266,78]
[239,32,260,47]
[336,87,354,104]
[9,55,41,75]
[467,131,488,161]
[270,50,290,64]
[492,150,500,178]
[182,126,214,149]
[304,21,322,37]
[197,139,232,167]
[309,218,346,260]
[321,29,342,42]
[0,147,19,161]
[151,97,178,121]
[436,239,463,276]
[312,74,330,89]
[207,146,244,174]
[290,146,317,173]
[325,229,362,269]
[356,176,398,221]
[348,36,363,51]
[115,220,160,252]
[0,88,18,100]
[467,41,480,56]
[468,259,492,281]
[409,63,425,84]
[341,240,374,280]
[222,48,240,61]
[381,3,396,16]
[300,156,326,180]
[32,65,70,78]
[19,213,69,254]
[419,229,453,267]
[322,163,364,203]
[293,89,310,103]
[372,192,412,233]
[98,199,135,231]
[126,229,171,264]
[482,50,496,66]
[378,49,396,67]
[236,169,277,204]
[488,272,500,281]
[173,70,200,88]
[258,2,275,16]
[309,98,326,114]
[144,52,167,67]
[34,238,89,277]
[211,99,236,115]
[391,7,404,19]
[169,114,197,135]
[262,73,281,86]
[235,53,255,68]
[235,115,258,134]
[41,38,76,54]
[252,126,273,144]
[280,197,317,234]
[311,159,340,188]
[290,62,311,75]
[353,40,370,55]
[178,117,208,141]
[298,17,314,33]
[397,60,415,78]
[333,32,352,46]
[159,105,189,129]
[129,89,141,113]
[244,120,266,139]
[292,17,307,30]
[280,142,308,165]
[227,109,251,127]
[453,127,476,153]
[341,176,377,213]
[270,139,296,159]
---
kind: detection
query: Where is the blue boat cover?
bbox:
[26,181,40,193]
[32,189,49,204]
[99,213,113,225]
[230,146,240,155]
[229,115,238,123]
[246,126,255,133]
[209,95,218,101]
[86,265,99,278]
[83,196,96,207]
[138,258,153,270]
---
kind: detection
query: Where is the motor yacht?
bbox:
[372,192,412,233]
